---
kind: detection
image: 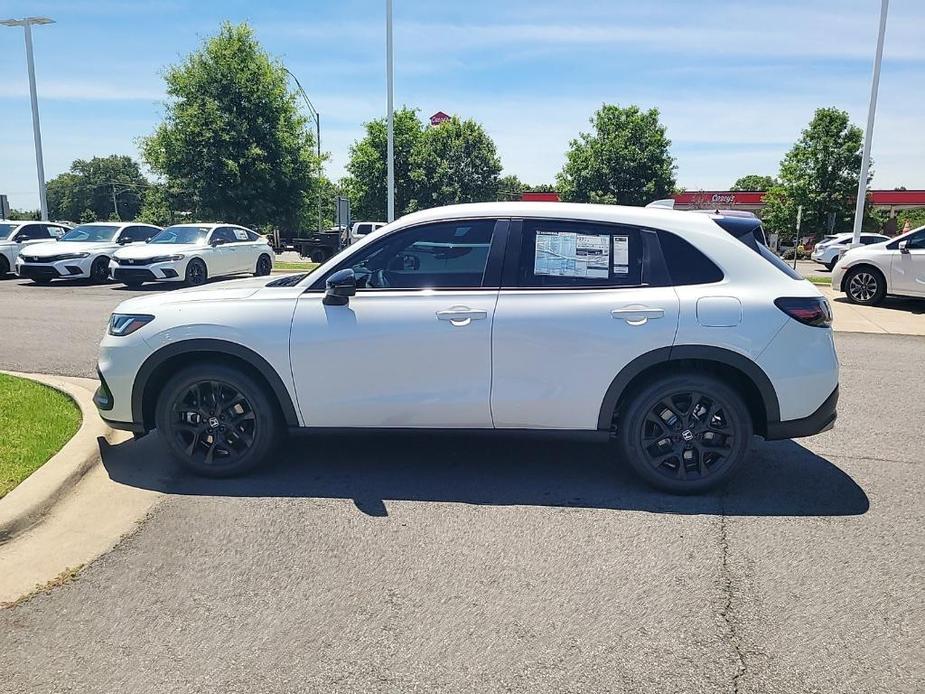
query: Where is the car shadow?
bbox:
[109,277,230,292]
[100,432,869,518]
[832,295,925,314]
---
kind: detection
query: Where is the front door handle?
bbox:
[611,306,665,326]
[436,307,488,326]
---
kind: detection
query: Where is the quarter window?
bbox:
[516,220,642,288]
[656,230,724,285]
[327,219,496,290]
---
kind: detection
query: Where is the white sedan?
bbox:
[0,220,71,276]
[110,223,274,287]
[810,232,890,270]
[16,222,161,284]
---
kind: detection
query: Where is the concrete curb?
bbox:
[0,372,111,544]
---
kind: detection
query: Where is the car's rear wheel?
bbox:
[185,258,207,286]
[0,256,9,276]
[617,373,753,494]
[254,253,272,276]
[90,256,110,283]
[844,266,885,305]
[309,248,327,263]
[155,364,280,477]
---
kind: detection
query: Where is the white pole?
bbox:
[851,0,889,247]
[23,22,49,221]
[793,205,802,270]
[386,0,395,222]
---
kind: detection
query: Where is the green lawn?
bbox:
[0,373,81,498]
[807,275,833,286]
[274,261,319,271]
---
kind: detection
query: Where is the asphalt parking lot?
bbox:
[1,274,924,692]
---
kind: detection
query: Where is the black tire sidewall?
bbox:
[186,259,207,286]
[617,373,753,494]
[91,256,109,282]
[255,254,271,276]
[154,364,279,477]
[0,256,9,276]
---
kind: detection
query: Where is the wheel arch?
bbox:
[132,339,299,430]
[839,261,887,293]
[597,345,780,437]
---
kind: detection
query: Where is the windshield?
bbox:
[149,226,209,245]
[60,225,120,243]
[0,223,20,240]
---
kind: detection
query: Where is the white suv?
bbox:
[95,203,839,493]
[832,225,925,305]
[810,232,890,271]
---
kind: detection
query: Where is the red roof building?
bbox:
[673,190,925,213]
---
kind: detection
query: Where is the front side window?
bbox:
[331,219,496,290]
[118,226,158,243]
[906,230,925,250]
[18,224,52,240]
[60,225,121,243]
[150,226,209,245]
[211,228,238,245]
[517,220,642,288]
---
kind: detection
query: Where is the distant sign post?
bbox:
[0,194,10,219]
[336,196,351,231]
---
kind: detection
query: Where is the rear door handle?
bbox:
[611,306,665,325]
[436,307,488,326]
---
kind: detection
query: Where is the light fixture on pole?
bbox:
[1,16,54,221]
[284,68,323,234]
[851,0,889,247]
[386,0,395,222]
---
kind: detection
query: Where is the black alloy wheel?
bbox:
[618,374,752,494]
[155,365,278,477]
[255,254,272,276]
[90,256,110,283]
[185,259,207,286]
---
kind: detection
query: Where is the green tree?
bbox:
[762,108,866,239]
[411,116,502,209]
[141,22,319,230]
[46,155,148,222]
[556,104,675,206]
[498,174,525,200]
[731,174,777,191]
[9,208,40,221]
[344,107,423,221]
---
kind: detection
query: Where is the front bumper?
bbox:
[765,386,838,440]
[110,259,183,283]
[17,258,93,279]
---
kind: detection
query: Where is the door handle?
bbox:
[611,306,665,326]
[436,307,488,326]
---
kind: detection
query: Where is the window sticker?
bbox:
[613,234,629,275]
[534,231,609,278]
[233,229,249,241]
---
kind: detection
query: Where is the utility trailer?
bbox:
[269,228,346,263]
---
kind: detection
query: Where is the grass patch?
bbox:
[274,261,319,271]
[807,275,832,286]
[1,564,84,609]
[0,373,81,498]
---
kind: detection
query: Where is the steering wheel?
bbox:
[371,268,390,288]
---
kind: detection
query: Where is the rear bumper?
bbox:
[765,385,838,440]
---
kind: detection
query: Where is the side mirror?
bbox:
[14,234,28,242]
[323,268,356,306]
[210,237,224,246]
[898,240,909,254]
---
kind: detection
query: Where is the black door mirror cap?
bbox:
[323,268,356,306]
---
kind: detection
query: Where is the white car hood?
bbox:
[114,243,204,260]
[114,274,283,313]
[25,240,110,256]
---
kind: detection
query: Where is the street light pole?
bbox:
[386,0,395,222]
[283,68,323,234]
[2,17,55,221]
[851,0,889,247]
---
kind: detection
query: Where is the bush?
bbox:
[780,246,809,260]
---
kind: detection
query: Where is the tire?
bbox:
[90,256,110,283]
[616,372,753,494]
[254,253,272,276]
[825,258,837,272]
[0,255,9,276]
[309,248,327,263]
[844,266,885,305]
[155,364,281,477]
[185,258,207,286]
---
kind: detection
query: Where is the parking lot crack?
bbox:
[718,505,747,694]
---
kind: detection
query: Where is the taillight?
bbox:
[774,297,833,328]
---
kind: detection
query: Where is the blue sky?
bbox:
[1,0,924,210]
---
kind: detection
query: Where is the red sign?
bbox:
[673,191,765,206]
[429,111,450,126]
[521,191,560,202]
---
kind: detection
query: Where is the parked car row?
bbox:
[1,220,275,287]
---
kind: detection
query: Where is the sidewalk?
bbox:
[822,287,925,336]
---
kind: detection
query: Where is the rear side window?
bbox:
[517,220,643,288]
[656,230,724,285]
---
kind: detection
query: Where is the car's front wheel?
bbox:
[90,256,110,283]
[155,364,280,477]
[844,266,886,305]
[617,373,753,494]
[185,258,207,286]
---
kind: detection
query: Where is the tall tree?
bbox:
[141,22,319,230]
[344,107,423,221]
[762,108,866,237]
[411,116,502,209]
[556,104,675,206]
[731,174,777,191]
[46,155,148,222]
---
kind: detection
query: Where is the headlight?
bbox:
[108,313,154,336]
[53,252,91,260]
[149,254,184,263]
